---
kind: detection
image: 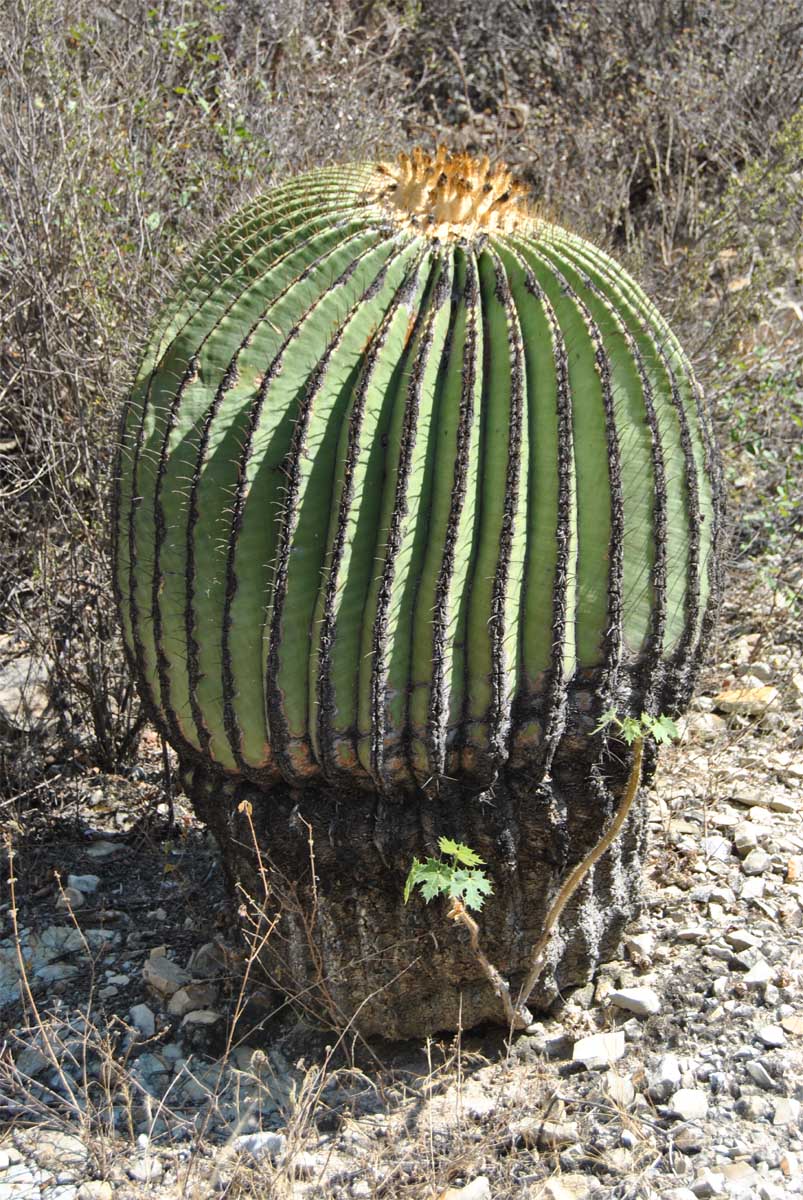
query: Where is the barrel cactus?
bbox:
[113,148,721,1036]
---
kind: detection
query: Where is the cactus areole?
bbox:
[114,149,721,1036]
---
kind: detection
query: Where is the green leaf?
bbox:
[594,707,620,736]
[437,836,485,867]
[449,868,494,912]
[403,857,423,905]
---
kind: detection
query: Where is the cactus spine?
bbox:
[114,149,721,1034]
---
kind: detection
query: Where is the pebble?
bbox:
[703,836,731,862]
[781,1014,803,1035]
[670,1089,709,1121]
[235,1132,286,1161]
[129,1003,156,1038]
[742,848,771,875]
[76,1185,113,1200]
[28,1130,88,1175]
[742,960,773,986]
[773,1097,801,1125]
[604,1070,635,1108]
[756,1024,785,1048]
[440,1178,491,1200]
[127,1156,163,1182]
[67,875,100,894]
[691,1167,726,1197]
[714,685,778,715]
[571,1031,625,1069]
[608,987,661,1017]
[745,1061,776,1090]
[56,886,85,910]
[84,840,123,859]
[167,982,219,1017]
[648,1053,682,1101]
[142,954,191,997]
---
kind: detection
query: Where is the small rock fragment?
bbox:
[56,886,85,910]
[167,982,219,1017]
[745,1061,775,1090]
[714,685,778,715]
[67,875,100,894]
[571,1030,625,1069]
[742,960,773,986]
[691,1168,726,1197]
[143,954,192,997]
[702,836,731,862]
[234,1131,286,1161]
[439,1178,491,1200]
[604,1070,635,1108]
[648,1053,681,1101]
[85,840,124,859]
[129,1003,156,1038]
[180,1008,223,1027]
[608,987,661,1017]
[77,1184,113,1200]
[128,1156,163,1183]
[773,1097,801,1126]
[781,1014,803,1036]
[741,849,771,876]
[756,1024,785,1048]
[669,1089,708,1121]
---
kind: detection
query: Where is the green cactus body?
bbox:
[114,149,720,796]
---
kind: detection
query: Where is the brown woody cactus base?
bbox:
[186,735,653,1039]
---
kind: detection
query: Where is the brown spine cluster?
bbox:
[377,145,531,241]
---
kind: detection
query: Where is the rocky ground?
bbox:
[1,572,802,1200]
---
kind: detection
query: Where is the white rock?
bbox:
[691,1167,726,1197]
[664,1190,698,1200]
[605,1070,636,1108]
[180,1008,222,1026]
[670,1089,708,1121]
[29,1129,89,1174]
[743,960,773,986]
[67,875,100,894]
[234,1131,286,1161]
[733,824,759,856]
[703,836,731,862]
[129,1003,156,1038]
[624,932,654,959]
[55,886,85,910]
[740,877,765,900]
[745,1061,775,1090]
[77,1184,113,1200]
[742,849,771,876]
[143,954,191,996]
[675,926,708,943]
[649,1053,681,1100]
[85,840,124,859]
[167,982,219,1017]
[773,1097,801,1125]
[572,1030,625,1069]
[609,987,661,1017]
[128,1156,163,1183]
[440,1178,491,1200]
[531,1178,595,1200]
[724,929,763,951]
[756,1024,786,1048]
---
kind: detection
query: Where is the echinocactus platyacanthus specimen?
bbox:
[114,148,721,1035]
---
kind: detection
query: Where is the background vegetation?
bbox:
[1,0,801,800]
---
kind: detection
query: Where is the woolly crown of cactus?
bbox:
[114,147,720,794]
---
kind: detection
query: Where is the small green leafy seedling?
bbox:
[595,709,679,746]
[404,836,493,913]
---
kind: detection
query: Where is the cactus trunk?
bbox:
[114,150,721,1035]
